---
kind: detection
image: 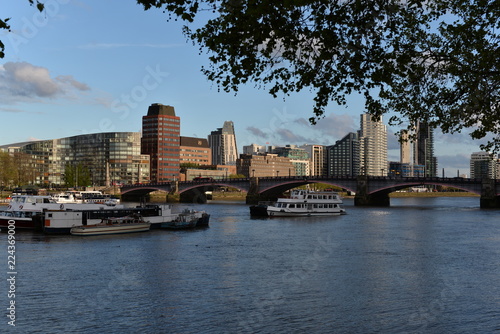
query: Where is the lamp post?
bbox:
[252,169,255,177]
[277,170,280,178]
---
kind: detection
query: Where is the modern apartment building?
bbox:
[414,121,438,177]
[236,153,296,178]
[359,114,388,176]
[208,121,239,166]
[0,132,149,186]
[141,103,180,182]
[326,132,360,176]
[300,144,326,176]
[470,152,497,179]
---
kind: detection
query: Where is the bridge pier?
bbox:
[354,176,391,206]
[480,178,500,208]
[354,193,390,206]
[246,177,261,204]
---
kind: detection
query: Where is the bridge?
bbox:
[120,175,500,208]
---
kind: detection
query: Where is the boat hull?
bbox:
[267,209,346,217]
[161,212,210,230]
[0,217,33,229]
[70,223,151,236]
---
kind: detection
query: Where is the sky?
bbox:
[0,0,488,176]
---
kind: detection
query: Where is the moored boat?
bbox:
[161,209,210,229]
[0,194,125,230]
[70,215,150,236]
[249,201,274,217]
[266,189,346,217]
[41,204,209,234]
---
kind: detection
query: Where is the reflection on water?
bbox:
[2,197,499,333]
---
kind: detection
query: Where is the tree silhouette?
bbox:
[137,0,499,150]
[2,1,498,149]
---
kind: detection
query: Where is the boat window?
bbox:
[289,204,295,208]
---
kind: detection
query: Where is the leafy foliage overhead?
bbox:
[2,1,498,149]
[137,0,499,150]
[0,0,44,57]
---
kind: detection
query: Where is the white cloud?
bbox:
[0,61,90,103]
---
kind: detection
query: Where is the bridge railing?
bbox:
[121,176,487,189]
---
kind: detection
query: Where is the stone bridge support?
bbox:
[480,178,500,208]
[354,176,390,206]
[246,177,261,204]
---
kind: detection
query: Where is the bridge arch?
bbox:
[179,182,248,194]
[121,186,166,195]
[367,181,482,196]
[258,180,357,201]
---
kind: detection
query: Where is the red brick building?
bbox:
[141,103,180,182]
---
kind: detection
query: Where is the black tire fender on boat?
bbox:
[60,204,64,210]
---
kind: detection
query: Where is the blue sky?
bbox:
[0,0,486,176]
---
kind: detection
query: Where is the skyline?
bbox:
[0,0,489,176]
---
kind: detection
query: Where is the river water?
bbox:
[1,197,499,333]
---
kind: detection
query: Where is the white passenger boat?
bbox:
[0,194,125,230]
[51,191,82,203]
[266,189,346,217]
[70,215,150,236]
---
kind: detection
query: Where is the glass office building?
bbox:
[1,132,149,187]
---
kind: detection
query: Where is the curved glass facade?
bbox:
[2,132,149,187]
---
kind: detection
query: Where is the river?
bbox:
[1,197,499,333]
